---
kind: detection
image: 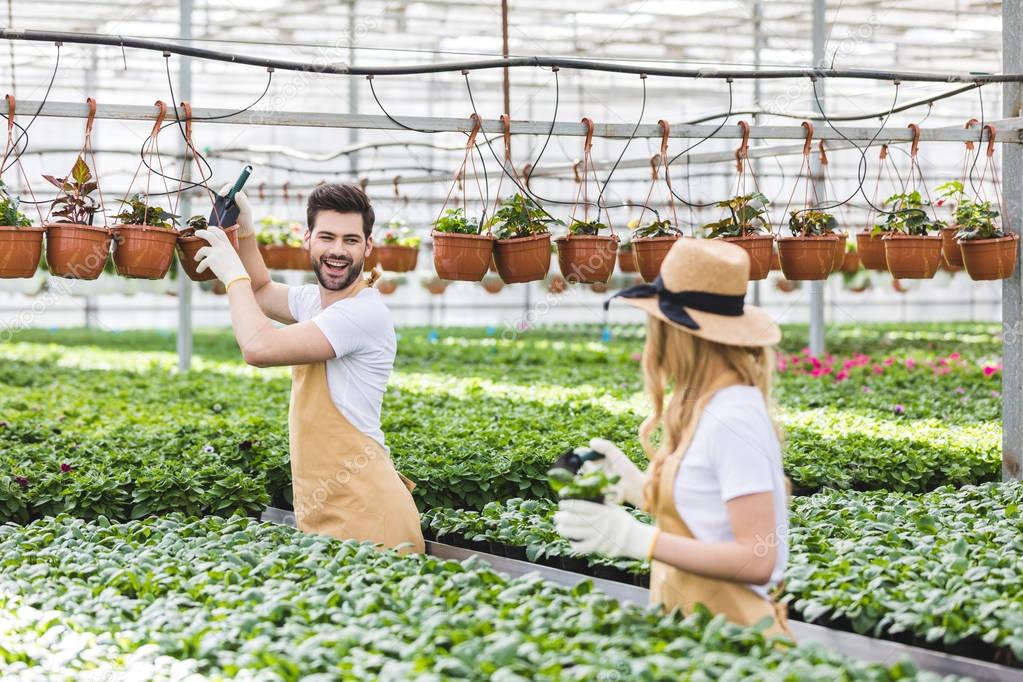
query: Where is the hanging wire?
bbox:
[0,42,59,175]
[367,75,443,134]
[662,78,734,208]
[965,85,986,199]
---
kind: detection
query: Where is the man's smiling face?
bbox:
[305,210,370,291]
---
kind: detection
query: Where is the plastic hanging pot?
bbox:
[377,278,399,295]
[481,276,504,294]
[721,234,773,281]
[632,235,680,283]
[855,231,888,271]
[260,244,312,271]
[365,246,379,271]
[617,245,637,273]
[830,232,848,273]
[0,226,44,278]
[111,225,178,279]
[432,231,495,281]
[959,233,1019,281]
[494,232,551,284]
[177,224,240,282]
[776,235,838,280]
[940,225,965,267]
[376,245,419,272]
[45,223,113,280]
[840,250,861,274]
[882,233,942,279]
[554,234,618,283]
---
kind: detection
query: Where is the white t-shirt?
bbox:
[673,385,788,600]
[287,285,396,449]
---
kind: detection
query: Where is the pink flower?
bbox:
[630,352,642,362]
[905,359,916,370]
[13,476,28,488]
[936,198,946,207]
[810,367,832,378]
[60,463,73,474]
[954,387,965,394]
[883,358,895,366]
[842,360,856,371]
[983,365,1000,378]
[949,352,961,360]
[790,355,801,364]
[835,370,850,382]
[893,404,905,414]
[862,386,873,393]
[872,365,884,375]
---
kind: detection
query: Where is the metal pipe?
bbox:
[1003,2,1022,481]
[808,0,827,357]
[501,0,511,116]
[177,0,193,372]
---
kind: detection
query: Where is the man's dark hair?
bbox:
[306,183,375,238]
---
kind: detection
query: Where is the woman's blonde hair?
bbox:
[639,316,779,510]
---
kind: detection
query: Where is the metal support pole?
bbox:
[176,0,193,372]
[751,0,764,308]
[83,48,98,329]
[347,0,359,176]
[1003,2,1023,480]
[808,0,827,356]
[500,0,511,117]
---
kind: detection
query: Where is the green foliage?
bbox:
[548,467,619,502]
[0,513,942,679]
[631,219,681,239]
[256,215,304,247]
[432,207,482,235]
[954,199,1003,241]
[186,215,208,231]
[486,193,562,239]
[42,155,101,225]
[874,191,945,236]
[378,221,422,248]
[788,209,838,237]
[704,192,771,238]
[113,193,179,229]
[0,180,31,227]
[567,218,607,236]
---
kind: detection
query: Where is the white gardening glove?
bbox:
[194,225,249,286]
[579,438,647,508]
[554,499,658,561]
[217,183,254,238]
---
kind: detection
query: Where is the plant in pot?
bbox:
[0,179,43,278]
[421,275,450,295]
[777,209,839,280]
[376,220,421,272]
[42,156,111,280]
[954,197,1018,280]
[877,191,944,279]
[840,239,861,274]
[703,191,773,280]
[481,272,504,294]
[555,218,618,284]
[617,238,637,273]
[432,207,493,281]
[110,193,179,279]
[934,181,967,269]
[376,275,404,295]
[630,219,682,283]
[255,216,310,271]
[176,214,242,282]
[486,193,559,284]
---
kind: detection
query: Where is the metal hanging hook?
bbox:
[984,124,997,157]
[801,121,814,157]
[581,116,594,154]
[907,123,921,157]
[964,118,980,151]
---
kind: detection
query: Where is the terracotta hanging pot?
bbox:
[840,250,861,274]
[423,277,449,295]
[555,234,618,283]
[45,224,112,280]
[111,225,178,279]
[376,245,419,272]
[830,233,848,273]
[590,280,609,294]
[0,226,44,278]
[494,232,551,284]
[432,231,494,281]
[633,235,680,283]
[547,273,568,294]
[481,276,504,294]
[939,225,965,268]
[775,278,799,293]
[260,244,312,271]
[776,235,838,280]
[883,234,942,279]
[365,247,379,270]
[618,246,637,273]
[721,234,773,280]
[959,234,1019,281]
[377,279,399,295]
[177,224,240,282]
[855,231,888,271]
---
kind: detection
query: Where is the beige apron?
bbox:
[287,279,425,555]
[648,372,794,640]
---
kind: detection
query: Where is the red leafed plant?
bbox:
[43,155,101,225]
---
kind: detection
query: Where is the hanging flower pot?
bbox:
[883,234,943,279]
[110,194,179,279]
[490,193,557,284]
[422,276,450,295]
[254,216,311,270]
[365,246,379,270]
[375,221,421,272]
[777,210,840,280]
[258,244,311,270]
[704,191,773,281]
[959,234,1018,280]
[546,273,568,294]
[829,232,847,273]
[431,208,494,281]
[618,242,637,272]
[938,175,1017,280]
[0,225,43,278]
[555,220,618,283]
[856,231,888,270]
[42,156,111,280]
[840,250,861,274]
[630,220,682,283]
[775,278,799,293]
[481,274,504,294]
[722,234,773,280]
[939,225,964,268]
[590,280,609,294]
[177,219,240,282]
[377,277,400,295]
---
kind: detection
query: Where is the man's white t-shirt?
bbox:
[287,285,396,449]
[672,385,788,600]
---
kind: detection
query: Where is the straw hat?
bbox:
[605,238,780,347]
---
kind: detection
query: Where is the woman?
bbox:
[554,238,793,639]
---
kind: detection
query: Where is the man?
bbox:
[193,183,424,554]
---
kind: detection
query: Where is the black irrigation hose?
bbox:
[0,43,60,175]
[664,79,735,209]
[1,29,1018,83]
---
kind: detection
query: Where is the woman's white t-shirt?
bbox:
[287,285,396,449]
[672,385,788,599]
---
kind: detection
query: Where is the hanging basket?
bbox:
[377,278,399,295]
[633,235,679,283]
[840,250,861,274]
[111,225,178,279]
[494,233,551,284]
[481,276,504,294]
[45,224,112,280]
[546,273,568,294]
[433,231,494,281]
[959,234,1019,281]
[260,244,312,271]
[721,234,773,281]
[365,247,379,271]
[855,231,888,271]
[177,225,240,282]
[939,225,965,268]
[618,245,637,273]
[776,235,837,281]
[0,226,44,278]
[377,244,419,272]
[830,233,848,273]
[555,234,618,283]
[882,234,942,279]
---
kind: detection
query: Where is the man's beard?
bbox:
[313,253,364,291]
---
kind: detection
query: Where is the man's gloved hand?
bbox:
[216,183,254,239]
[579,438,647,508]
[554,499,658,561]
[194,225,248,287]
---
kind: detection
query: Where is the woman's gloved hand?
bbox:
[580,438,647,508]
[554,499,658,560]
